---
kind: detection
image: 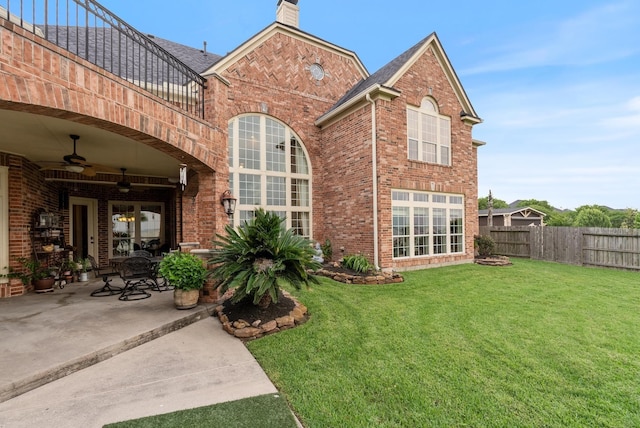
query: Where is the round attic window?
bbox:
[309,63,325,81]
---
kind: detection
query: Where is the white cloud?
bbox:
[461,1,640,75]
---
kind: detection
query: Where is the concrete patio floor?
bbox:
[0,277,279,427]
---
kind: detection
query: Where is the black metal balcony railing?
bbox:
[1,0,206,118]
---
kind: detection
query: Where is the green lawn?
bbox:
[104,393,299,428]
[248,259,640,427]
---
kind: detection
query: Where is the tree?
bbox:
[573,207,612,228]
[618,209,639,229]
[209,209,320,308]
[516,199,556,217]
[478,196,508,210]
[545,211,575,226]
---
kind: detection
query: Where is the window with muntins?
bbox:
[109,203,164,258]
[392,190,464,258]
[407,98,451,166]
[228,115,312,238]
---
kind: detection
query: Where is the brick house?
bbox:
[208,0,483,270]
[0,0,483,297]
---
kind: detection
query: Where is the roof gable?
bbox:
[203,22,368,79]
[317,32,481,127]
[479,207,547,218]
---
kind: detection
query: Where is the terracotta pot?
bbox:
[32,277,55,293]
[173,288,200,310]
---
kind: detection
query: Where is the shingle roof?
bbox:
[38,26,218,85]
[145,34,221,73]
[328,33,434,112]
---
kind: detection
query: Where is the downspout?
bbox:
[366,93,380,270]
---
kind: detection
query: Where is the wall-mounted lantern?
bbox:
[220,190,237,219]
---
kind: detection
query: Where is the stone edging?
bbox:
[313,268,404,284]
[474,256,513,266]
[213,290,309,340]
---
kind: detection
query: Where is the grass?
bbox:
[247,259,640,427]
[104,393,299,428]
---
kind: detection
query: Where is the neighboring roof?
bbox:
[479,207,547,217]
[316,32,481,127]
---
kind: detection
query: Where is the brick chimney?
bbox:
[276,0,299,28]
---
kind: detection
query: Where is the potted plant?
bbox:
[60,258,76,283]
[157,252,209,309]
[76,257,91,282]
[15,257,55,293]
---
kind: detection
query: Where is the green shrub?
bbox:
[209,209,320,308]
[158,252,209,290]
[321,239,333,262]
[341,253,374,274]
[474,235,496,257]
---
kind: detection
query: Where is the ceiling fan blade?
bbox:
[37,161,67,170]
[81,166,97,177]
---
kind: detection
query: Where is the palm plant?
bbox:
[209,209,320,308]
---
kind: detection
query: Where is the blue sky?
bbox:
[105,0,640,210]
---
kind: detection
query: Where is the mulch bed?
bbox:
[313,263,404,284]
[219,290,296,324]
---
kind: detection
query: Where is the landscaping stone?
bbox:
[474,256,512,266]
[313,267,403,285]
[214,290,309,341]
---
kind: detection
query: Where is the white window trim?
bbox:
[407,98,451,166]
[228,114,313,238]
[392,189,464,259]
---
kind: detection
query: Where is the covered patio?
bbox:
[0,276,278,426]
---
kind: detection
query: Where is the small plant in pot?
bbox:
[158,252,209,309]
[60,258,76,283]
[76,258,91,282]
[15,257,55,293]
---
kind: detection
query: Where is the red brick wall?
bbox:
[205,31,368,241]
[1,18,480,273]
[0,19,227,252]
[205,30,480,271]
[0,154,177,269]
[374,47,479,269]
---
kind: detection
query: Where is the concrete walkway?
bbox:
[0,279,278,427]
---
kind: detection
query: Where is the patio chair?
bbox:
[118,257,155,301]
[147,255,174,292]
[88,254,123,297]
[130,250,153,258]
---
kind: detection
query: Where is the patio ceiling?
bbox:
[0,109,184,183]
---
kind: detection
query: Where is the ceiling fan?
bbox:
[117,168,131,193]
[37,134,120,177]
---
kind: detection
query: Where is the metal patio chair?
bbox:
[88,254,123,297]
[118,257,155,301]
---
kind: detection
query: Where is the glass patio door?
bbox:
[110,203,163,258]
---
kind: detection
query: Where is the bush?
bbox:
[158,252,209,290]
[341,254,374,274]
[321,239,333,262]
[474,235,496,257]
[209,209,320,308]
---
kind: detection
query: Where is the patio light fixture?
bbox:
[220,190,237,218]
[65,164,85,173]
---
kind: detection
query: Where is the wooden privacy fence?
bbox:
[478,226,640,271]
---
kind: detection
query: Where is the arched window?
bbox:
[228,115,312,237]
[407,98,451,166]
